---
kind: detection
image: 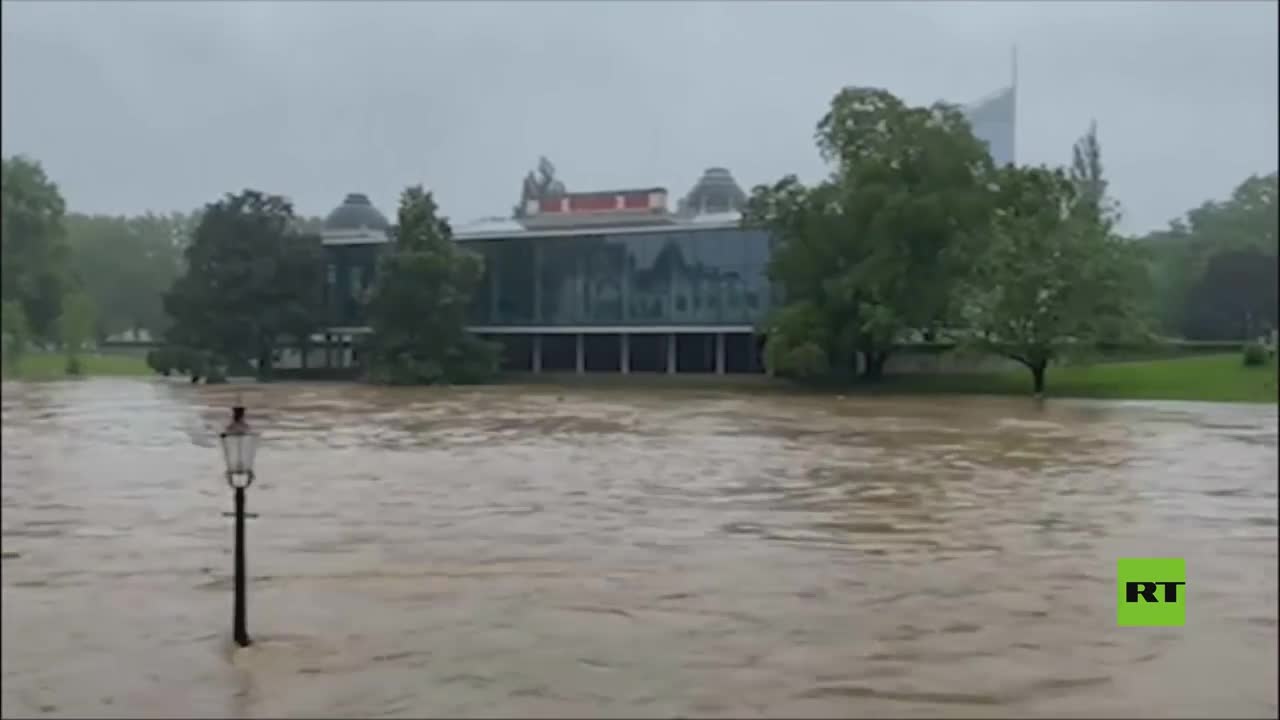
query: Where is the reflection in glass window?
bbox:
[457,226,775,327]
[723,270,744,313]
[583,240,624,323]
[468,244,497,325]
[537,236,582,324]
[494,239,534,324]
[624,233,669,323]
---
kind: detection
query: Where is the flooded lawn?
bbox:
[2,378,1276,718]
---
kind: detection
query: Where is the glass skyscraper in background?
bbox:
[963,54,1018,167]
[964,86,1016,166]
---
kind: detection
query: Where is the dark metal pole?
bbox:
[233,485,250,647]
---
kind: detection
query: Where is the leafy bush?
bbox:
[147,344,224,380]
[762,302,833,379]
[146,347,176,375]
[441,336,501,385]
[1242,342,1268,367]
[774,342,830,379]
[370,353,444,386]
[2,300,30,371]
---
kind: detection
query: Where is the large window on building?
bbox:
[321,244,383,327]
[493,238,535,324]
[582,238,626,323]
[537,236,584,325]
[461,226,773,327]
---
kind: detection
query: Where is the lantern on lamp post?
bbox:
[219,404,258,648]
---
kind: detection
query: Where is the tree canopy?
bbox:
[2,155,71,343]
[366,185,499,384]
[1179,246,1277,341]
[64,212,191,340]
[745,86,995,379]
[747,91,1155,396]
[958,164,1149,394]
[161,190,325,378]
[1137,172,1278,339]
[56,290,96,375]
[2,300,31,370]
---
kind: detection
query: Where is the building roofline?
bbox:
[453,216,746,242]
[556,187,667,199]
[964,84,1014,110]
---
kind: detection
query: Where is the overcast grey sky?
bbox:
[2,1,1276,234]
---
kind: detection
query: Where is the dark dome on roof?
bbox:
[681,167,747,215]
[324,193,390,232]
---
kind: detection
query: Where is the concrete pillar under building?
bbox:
[715,333,725,374]
[620,334,630,374]
[667,333,677,374]
[532,334,543,374]
[575,333,585,375]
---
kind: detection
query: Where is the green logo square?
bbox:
[1117,557,1186,626]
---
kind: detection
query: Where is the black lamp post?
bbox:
[219,404,258,648]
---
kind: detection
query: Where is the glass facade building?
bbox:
[314,180,775,373]
[459,225,774,328]
[320,224,776,330]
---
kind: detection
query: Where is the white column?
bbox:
[532,334,542,374]
[620,334,630,374]
[667,333,677,374]
[575,333,585,375]
[715,333,725,374]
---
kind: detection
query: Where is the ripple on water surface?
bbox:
[2,378,1276,718]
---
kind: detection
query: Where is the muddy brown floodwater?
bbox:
[1,378,1276,718]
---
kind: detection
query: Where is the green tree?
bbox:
[1183,173,1278,259]
[761,300,832,379]
[366,185,499,384]
[746,87,995,380]
[1,300,31,372]
[958,165,1149,395]
[1,155,71,343]
[1179,247,1277,341]
[64,212,187,340]
[1069,120,1120,231]
[161,190,325,380]
[1137,172,1278,337]
[1135,223,1197,336]
[146,344,216,382]
[57,291,96,375]
[293,216,328,235]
